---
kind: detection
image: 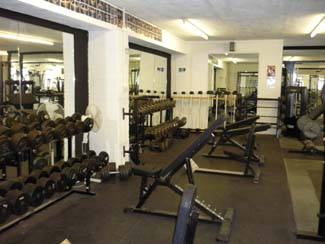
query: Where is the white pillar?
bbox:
[63,33,76,158]
[88,29,129,166]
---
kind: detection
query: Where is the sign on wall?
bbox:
[266,65,276,88]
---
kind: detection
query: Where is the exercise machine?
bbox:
[204,116,267,164]
[297,83,325,241]
[125,116,234,242]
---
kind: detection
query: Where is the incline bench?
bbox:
[124,116,234,242]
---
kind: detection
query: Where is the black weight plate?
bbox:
[22,183,44,207]
[0,196,11,224]
[38,177,56,199]
[5,189,29,215]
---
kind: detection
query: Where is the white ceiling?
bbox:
[210,53,258,63]
[0,16,63,53]
[108,0,325,44]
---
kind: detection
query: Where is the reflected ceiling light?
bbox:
[0,50,8,56]
[47,58,63,63]
[0,31,54,45]
[181,19,209,40]
[232,58,238,64]
[310,15,325,38]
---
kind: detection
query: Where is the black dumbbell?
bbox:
[43,165,61,176]
[55,160,70,171]
[5,189,29,215]
[38,177,56,199]
[22,183,44,207]
[0,179,24,197]
[98,151,109,165]
[0,196,11,224]
[71,163,87,181]
[49,172,67,192]
[87,150,96,158]
[61,167,78,189]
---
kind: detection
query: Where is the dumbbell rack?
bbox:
[0,174,95,234]
[124,96,174,164]
[0,137,96,233]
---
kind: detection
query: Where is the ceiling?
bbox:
[210,53,258,63]
[0,16,63,53]
[108,0,325,44]
[283,49,325,61]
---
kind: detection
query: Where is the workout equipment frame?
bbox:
[125,116,234,242]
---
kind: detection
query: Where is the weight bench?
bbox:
[204,116,269,165]
[192,124,270,183]
[125,116,234,242]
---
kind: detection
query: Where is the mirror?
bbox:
[207,53,259,124]
[0,16,65,110]
[281,49,325,137]
[128,49,167,96]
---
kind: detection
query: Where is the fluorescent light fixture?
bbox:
[310,15,325,38]
[0,31,54,45]
[47,58,63,63]
[181,19,209,40]
[0,50,8,56]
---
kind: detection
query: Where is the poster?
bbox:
[266,65,276,88]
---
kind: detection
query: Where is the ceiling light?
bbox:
[0,32,54,45]
[232,58,238,64]
[0,50,8,56]
[225,52,229,56]
[310,15,325,38]
[47,58,63,63]
[181,19,209,40]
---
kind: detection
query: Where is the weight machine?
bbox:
[125,116,234,242]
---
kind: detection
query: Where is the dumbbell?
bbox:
[42,165,61,176]
[81,159,96,174]
[49,172,67,192]
[71,163,88,181]
[10,123,29,134]
[87,150,96,158]
[41,119,56,129]
[61,167,78,190]
[26,122,41,131]
[65,121,78,137]
[0,196,11,224]
[38,111,50,123]
[42,127,58,143]
[83,117,94,133]
[11,133,31,152]
[75,121,85,134]
[0,125,11,137]
[28,129,45,149]
[5,189,29,215]
[55,160,70,171]
[0,179,24,197]
[38,177,56,199]
[55,124,68,139]
[118,162,133,180]
[100,163,117,181]
[55,118,65,125]
[71,113,82,122]
[22,183,44,207]
[33,157,48,170]
[0,136,12,154]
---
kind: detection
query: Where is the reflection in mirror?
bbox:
[129,49,167,96]
[208,53,259,124]
[0,18,65,109]
[281,49,325,137]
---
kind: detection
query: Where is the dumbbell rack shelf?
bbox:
[0,177,95,234]
[124,96,174,164]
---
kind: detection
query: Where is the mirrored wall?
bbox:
[0,16,65,109]
[129,48,168,96]
[207,53,259,124]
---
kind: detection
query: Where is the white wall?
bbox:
[226,63,258,91]
[172,40,284,131]
[63,33,76,158]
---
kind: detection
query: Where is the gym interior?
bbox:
[0,1,324,243]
